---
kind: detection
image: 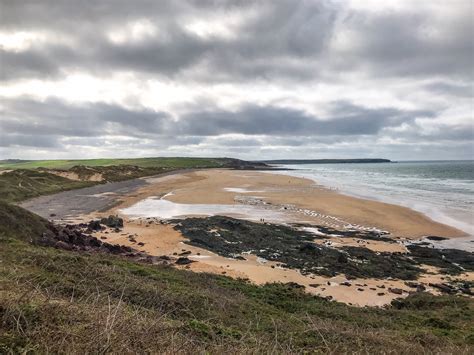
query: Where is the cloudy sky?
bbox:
[0,0,472,160]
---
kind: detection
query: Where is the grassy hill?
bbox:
[0,169,95,203]
[0,157,260,170]
[1,202,474,353]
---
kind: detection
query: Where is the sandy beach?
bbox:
[61,169,470,307]
[114,169,465,238]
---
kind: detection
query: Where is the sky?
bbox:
[0,0,473,161]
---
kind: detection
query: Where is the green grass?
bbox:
[0,157,233,170]
[0,170,95,203]
[0,202,474,353]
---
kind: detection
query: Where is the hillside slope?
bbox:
[1,201,473,353]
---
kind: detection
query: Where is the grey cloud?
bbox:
[0,48,60,81]
[178,103,434,136]
[98,30,213,76]
[1,0,471,83]
[424,82,473,98]
[333,7,473,79]
[0,97,438,151]
[0,97,169,139]
[383,122,474,142]
[0,0,339,82]
[0,133,60,148]
[0,1,472,160]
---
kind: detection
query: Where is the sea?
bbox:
[274,161,474,239]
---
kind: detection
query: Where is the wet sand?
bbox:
[115,169,465,239]
[19,169,199,220]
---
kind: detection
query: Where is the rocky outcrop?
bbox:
[38,223,134,255]
[100,215,124,228]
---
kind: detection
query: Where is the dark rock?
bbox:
[138,242,145,246]
[429,283,456,294]
[416,284,426,292]
[286,282,305,289]
[55,241,73,250]
[407,245,474,275]
[377,292,385,296]
[173,216,423,280]
[299,243,321,255]
[460,287,473,295]
[340,281,351,287]
[389,288,403,295]
[87,220,103,231]
[425,236,448,241]
[175,257,193,265]
[337,253,348,263]
[309,283,321,288]
[179,250,192,256]
[100,215,124,228]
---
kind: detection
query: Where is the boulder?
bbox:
[389,288,403,295]
[100,215,124,228]
[87,220,102,231]
[429,283,456,294]
[175,257,193,265]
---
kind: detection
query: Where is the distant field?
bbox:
[0,157,229,170]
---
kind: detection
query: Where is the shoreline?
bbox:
[116,169,466,239]
[267,166,473,237]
